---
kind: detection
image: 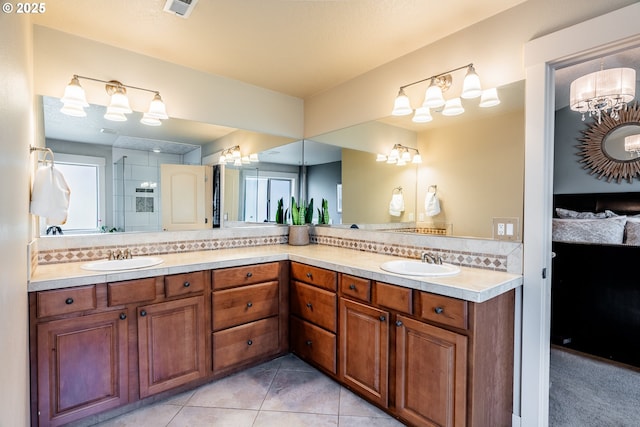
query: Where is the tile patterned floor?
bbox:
[95,354,407,427]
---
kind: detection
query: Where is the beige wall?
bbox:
[304,0,636,137]
[0,14,33,426]
[342,149,417,224]
[417,109,525,238]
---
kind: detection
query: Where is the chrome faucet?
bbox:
[421,252,442,265]
[107,248,132,260]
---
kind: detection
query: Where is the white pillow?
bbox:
[555,208,616,219]
[552,216,627,244]
[624,217,640,245]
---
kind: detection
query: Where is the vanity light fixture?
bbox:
[376,144,422,166]
[217,145,260,166]
[59,75,169,126]
[569,66,635,123]
[391,63,499,123]
[624,134,640,157]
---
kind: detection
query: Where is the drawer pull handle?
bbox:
[119,313,127,320]
[140,310,147,317]
[306,272,312,279]
[65,297,74,305]
[434,307,444,314]
[395,320,403,327]
[306,302,313,309]
[183,281,191,288]
[247,302,253,308]
[247,339,253,346]
[379,315,386,322]
[246,272,253,278]
[349,284,356,290]
[305,340,312,346]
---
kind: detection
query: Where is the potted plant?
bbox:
[287,196,311,245]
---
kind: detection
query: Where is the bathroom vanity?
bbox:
[28,245,521,427]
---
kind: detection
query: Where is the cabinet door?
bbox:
[339,298,389,407]
[138,296,206,398]
[395,315,467,427]
[36,310,129,427]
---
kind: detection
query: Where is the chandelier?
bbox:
[376,144,422,166]
[60,75,169,126]
[624,134,640,158]
[569,66,635,123]
[391,63,500,123]
[218,145,259,166]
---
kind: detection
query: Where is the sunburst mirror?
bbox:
[578,102,640,183]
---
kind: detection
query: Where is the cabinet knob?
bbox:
[183,281,191,288]
[306,272,312,279]
[434,307,444,314]
[396,320,403,327]
[65,297,74,305]
[305,340,312,346]
[247,302,253,308]
[379,315,386,322]
[247,339,253,346]
[140,310,147,317]
[246,272,253,278]
[306,302,313,309]
[349,284,356,290]
[119,313,127,320]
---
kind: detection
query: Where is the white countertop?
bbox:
[29,245,522,303]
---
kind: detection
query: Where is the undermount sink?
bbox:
[380,260,460,277]
[81,257,164,272]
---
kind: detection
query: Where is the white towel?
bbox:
[30,165,71,225]
[389,193,405,217]
[425,191,441,216]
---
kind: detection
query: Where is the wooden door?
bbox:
[137,296,206,398]
[36,310,129,426]
[339,298,389,407]
[395,315,467,427]
[160,164,208,230]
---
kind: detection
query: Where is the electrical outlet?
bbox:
[493,217,520,241]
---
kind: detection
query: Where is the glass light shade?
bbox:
[107,91,132,114]
[624,134,640,152]
[389,147,399,160]
[61,76,89,107]
[461,66,482,99]
[104,108,127,122]
[232,147,241,158]
[233,158,242,166]
[241,156,251,164]
[442,97,465,116]
[396,158,407,166]
[401,150,411,162]
[412,153,422,164]
[60,103,87,117]
[391,89,412,116]
[218,155,226,165]
[479,87,501,107]
[140,113,161,126]
[386,157,397,164]
[249,153,259,162]
[376,153,387,162]
[146,93,169,119]
[412,106,433,123]
[423,80,446,108]
[570,67,636,112]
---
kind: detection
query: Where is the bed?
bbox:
[552,192,640,368]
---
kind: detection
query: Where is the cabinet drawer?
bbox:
[37,285,97,318]
[165,271,206,298]
[212,316,279,372]
[213,281,279,331]
[290,262,337,291]
[108,277,157,306]
[290,281,337,332]
[374,282,412,314]
[213,262,279,290]
[419,292,468,330]
[340,274,371,302]
[290,316,336,375]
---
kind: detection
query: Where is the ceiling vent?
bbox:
[163,0,199,18]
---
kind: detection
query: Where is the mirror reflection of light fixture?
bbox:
[569,66,635,123]
[391,63,499,122]
[217,145,260,166]
[376,143,422,165]
[624,134,640,157]
[59,75,169,126]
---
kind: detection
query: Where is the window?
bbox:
[243,172,296,223]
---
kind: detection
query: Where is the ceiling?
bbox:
[32,0,526,99]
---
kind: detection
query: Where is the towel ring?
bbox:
[30,146,55,166]
[428,185,437,194]
[392,186,403,194]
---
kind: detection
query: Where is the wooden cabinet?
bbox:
[395,314,467,427]
[35,309,129,427]
[137,295,206,398]
[289,262,338,375]
[339,298,389,407]
[211,262,284,374]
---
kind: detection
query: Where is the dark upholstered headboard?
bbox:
[553,192,640,216]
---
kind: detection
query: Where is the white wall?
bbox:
[0,13,33,427]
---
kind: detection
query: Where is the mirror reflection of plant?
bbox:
[275,197,285,224]
[318,198,330,225]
